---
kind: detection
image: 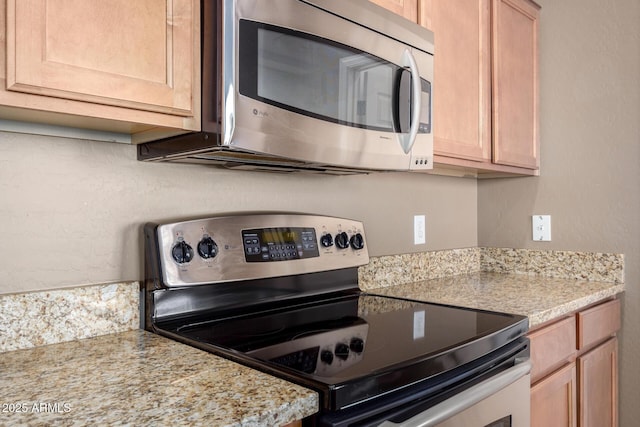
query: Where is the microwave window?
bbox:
[239,20,429,134]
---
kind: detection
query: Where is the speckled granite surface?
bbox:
[358,247,481,291]
[359,248,624,291]
[0,330,318,427]
[481,248,624,283]
[368,272,625,327]
[0,282,139,353]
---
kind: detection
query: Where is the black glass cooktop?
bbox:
[174,293,528,382]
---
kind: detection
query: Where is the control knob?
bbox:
[320,350,334,365]
[335,232,350,249]
[350,233,365,250]
[320,233,334,248]
[171,241,194,264]
[334,343,350,360]
[350,337,365,354]
[197,236,219,259]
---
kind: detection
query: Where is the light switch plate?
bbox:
[532,215,551,241]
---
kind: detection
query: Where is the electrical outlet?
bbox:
[532,215,551,241]
[414,215,426,245]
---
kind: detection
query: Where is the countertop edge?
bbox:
[527,284,625,328]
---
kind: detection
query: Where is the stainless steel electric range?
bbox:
[143,214,531,427]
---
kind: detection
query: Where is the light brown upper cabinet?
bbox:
[369,0,419,22]
[0,0,200,142]
[420,0,540,176]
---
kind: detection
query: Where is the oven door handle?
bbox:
[379,359,531,427]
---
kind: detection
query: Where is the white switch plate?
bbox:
[532,215,551,241]
[414,215,426,245]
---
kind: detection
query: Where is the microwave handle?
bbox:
[398,49,422,154]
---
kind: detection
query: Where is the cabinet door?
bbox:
[491,0,540,169]
[578,337,618,427]
[368,0,418,22]
[531,363,577,427]
[420,0,492,163]
[6,0,196,117]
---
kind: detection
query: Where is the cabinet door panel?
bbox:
[421,0,491,162]
[531,363,577,427]
[492,0,539,169]
[578,337,618,427]
[7,0,196,116]
[369,0,418,22]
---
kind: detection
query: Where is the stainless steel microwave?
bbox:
[138,0,434,174]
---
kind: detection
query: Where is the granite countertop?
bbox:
[367,272,625,328]
[0,330,318,427]
[0,266,624,426]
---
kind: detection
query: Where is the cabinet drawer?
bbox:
[529,316,577,383]
[577,299,621,350]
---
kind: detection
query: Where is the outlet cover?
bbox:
[414,215,426,245]
[532,215,551,241]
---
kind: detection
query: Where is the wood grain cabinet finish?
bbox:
[419,0,540,176]
[0,0,200,141]
[529,298,620,427]
[577,299,621,350]
[531,363,577,427]
[529,316,577,384]
[369,0,419,22]
[420,0,492,164]
[578,337,618,427]
[491,0,540,170]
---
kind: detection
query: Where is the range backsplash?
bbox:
[358,247,623,291]
[0,282,139,353]
[0,248,624,352]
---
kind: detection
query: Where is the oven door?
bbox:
[225,0,433,171]
[379,361,531,427]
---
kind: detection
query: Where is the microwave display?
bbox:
[239,20,430,134]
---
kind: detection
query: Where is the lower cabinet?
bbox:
[529,298,620,427]
[531,363,577,427]
[578,337,618,427]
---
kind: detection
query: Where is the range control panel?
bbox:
[154,214,369,287]
[242,227,319,262]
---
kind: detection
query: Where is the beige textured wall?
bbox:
[478,0,640,424]
[0,131,477,294]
